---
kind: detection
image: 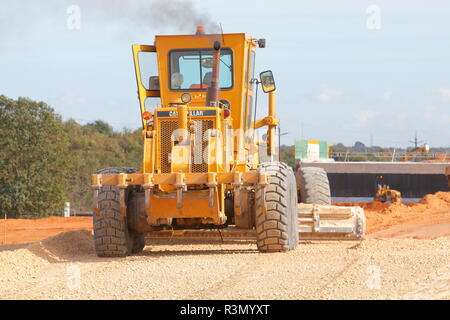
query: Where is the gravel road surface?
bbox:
[1,230,450,300]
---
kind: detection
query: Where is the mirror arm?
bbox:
[267,91,276,157]
[252,116,279,130]
[251,91,277,157]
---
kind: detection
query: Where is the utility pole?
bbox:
[413,131,418,149]
[409,130,423,150]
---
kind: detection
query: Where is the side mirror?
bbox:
[257,39,266,48]
[259,70,276,93]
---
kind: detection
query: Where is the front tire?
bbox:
[255,162,299,252]
[93,167,145,257]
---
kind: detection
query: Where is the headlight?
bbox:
[181,93,191,103]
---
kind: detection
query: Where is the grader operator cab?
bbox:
[91,29,366,257]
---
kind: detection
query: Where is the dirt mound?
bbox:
[334,201,390,211]
[335,192,450,238]
[419,192,450,208]
[0,230,94,265]
[335,192,450,215]
[0,230,95,295]
[380,191,450,215]
[37,229,95,259]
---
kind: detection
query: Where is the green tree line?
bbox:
[0,95,142,218]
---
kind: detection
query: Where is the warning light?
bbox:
[196,26,205,35]
[142,111,152,120]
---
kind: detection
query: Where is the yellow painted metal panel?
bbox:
[132,45,160,128]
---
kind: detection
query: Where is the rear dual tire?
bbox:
[296,167,331,205]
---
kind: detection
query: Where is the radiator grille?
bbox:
[159,119,214,173]
[191,120,213,173]
[160,120,178,173]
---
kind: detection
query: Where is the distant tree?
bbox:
[330,143,346,153]
[335,143,346,150]
[353,141,366,152]
[65,121,142,211]
[0,95,70,218]
[86,120,114,136]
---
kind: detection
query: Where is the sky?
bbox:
[0,0,450,148]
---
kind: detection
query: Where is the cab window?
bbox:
[169,49,233,90]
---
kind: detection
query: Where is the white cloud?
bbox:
[424,105,437,121]
[381,91,393,101]
[437,88,450,102]
[352,111,380,127]
[396,112,408,122]
[439,114,450,124]
[316,87,343,103]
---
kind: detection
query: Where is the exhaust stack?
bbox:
[206,41,221,107]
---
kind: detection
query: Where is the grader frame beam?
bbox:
[92,171,268,187]
[92,171,270,228]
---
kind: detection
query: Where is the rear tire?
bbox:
[93,167,145,257]
[296,167,331,205]
[255,162,299,252]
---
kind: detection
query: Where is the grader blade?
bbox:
[297,204,366,240]
[144,204,366,242]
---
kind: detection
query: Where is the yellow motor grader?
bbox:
[91,28,366,257]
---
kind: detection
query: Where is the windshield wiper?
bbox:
[220,58,232,71]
